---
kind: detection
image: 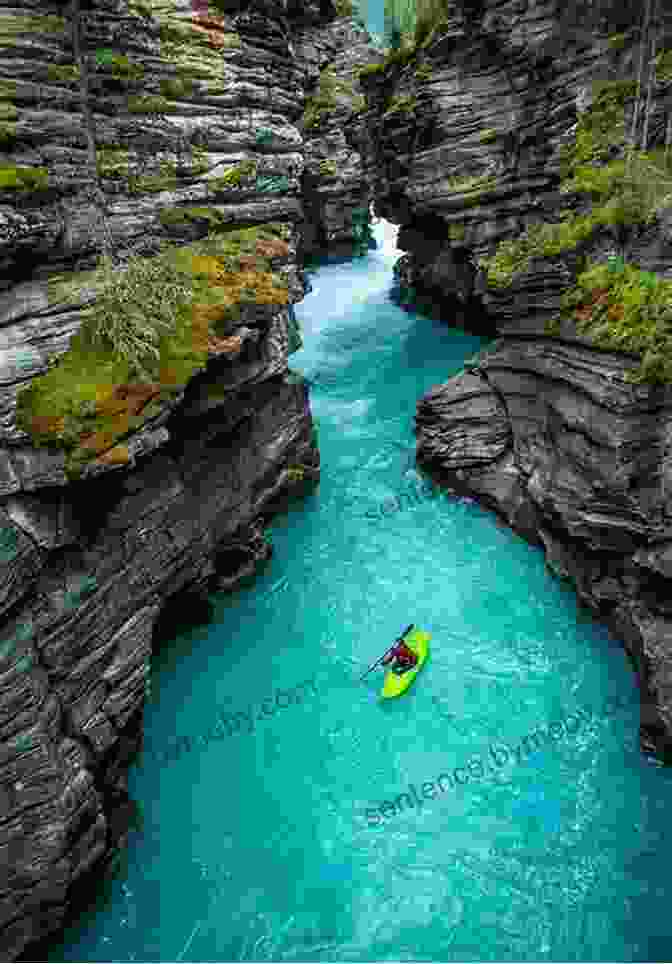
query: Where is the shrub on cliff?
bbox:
[82,245,195,381]
[558,257,672,384]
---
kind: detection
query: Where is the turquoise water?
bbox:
[48,220,672,963]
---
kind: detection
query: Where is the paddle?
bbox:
[359,624,415,681]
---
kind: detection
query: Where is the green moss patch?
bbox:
[0,165,48,191]
[18,226,293,474]
[557,257,672,383]
[356,62,386,78]
[303,67,356,129]
[46,64,81,84]
[560,79,637,176]
[96,147,129,178]
[655,48,672,82]
[383,94,417,119]
[0,14,64,41]
[127,95,180,114]
[206,159,258,191]
[319,159,337,177]
[95,51,145,81]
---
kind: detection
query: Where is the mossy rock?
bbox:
[127,95,180,114]
[0,102,17,121]
[20,226,294,471]
[356,62,386,78]
[95,52,145,81]
[479,128,498,144]
[383,94,418,118]
[414,62,433,82]
[0,15,65,40]
[46,64,81,84]
[319,160,337,177]
[96,148,129,178]
[207,160,258,191]
[160,76,195,99]
[655,49,672,82]
[0,165,48,191]
[0,123,16,146]
[607,33,628,50]
[129,161,178,194]
[558,257,672,383]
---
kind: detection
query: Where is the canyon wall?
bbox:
[0,0,378,958]
[360,0,672,759]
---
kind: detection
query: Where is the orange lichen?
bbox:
[207,333,243,356]
[28,414,65,437]
[255,239,290,258]
[95,444,131,466]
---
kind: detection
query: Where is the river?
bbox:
[47,218,672,963]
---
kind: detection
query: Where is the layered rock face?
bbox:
[0,0,378,958]
[295,14,382,258]
[363,1,672,757]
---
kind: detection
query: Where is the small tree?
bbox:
[82,245,195,381]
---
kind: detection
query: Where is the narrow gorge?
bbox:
[1,0,672,958]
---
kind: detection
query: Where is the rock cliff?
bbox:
[362,0,672,759]
[0,0,379,958]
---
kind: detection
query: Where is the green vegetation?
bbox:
[128,161,178,194]
[0,124,16,146]
[303,67,355,129]
[98,52,145,81]
[127,95,180,114]
[0,165,48,191]
[559,79,637,175]
[46,64,81,84]
[448,223,466,242]
[556,257,672,384]
[607,32,628,50]
[286,465,305,482]
[479,128,498,144]
[0,102,17,121]
[356,62,386,78]
[414,61,434,82]
[655,48,672,82]
[383,94,417,118]
[0,14,65,40]
[160,76,195,99]
[207,159,258,191]
[481,79,672,289]
[319,159,337,177]
[255,128,274,145]
[17,225,292,475]
[445,173,496,195]
[95,148,129,179]
[333,0,354,14]
[481,215,599,288]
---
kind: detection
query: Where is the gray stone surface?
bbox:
[0,0,379,958]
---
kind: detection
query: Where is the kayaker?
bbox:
[382,638,418,675]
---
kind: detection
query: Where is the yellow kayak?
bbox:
[380,627,431,699]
